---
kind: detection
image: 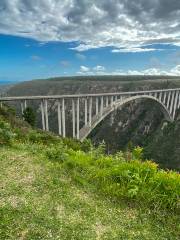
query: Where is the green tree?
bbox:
[23,107,36,127]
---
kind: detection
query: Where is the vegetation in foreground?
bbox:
[0,105,180,239]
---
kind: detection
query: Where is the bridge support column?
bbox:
[62,98,66,137]
[106,96,108,107]
[21,100,27,116]
[85,98,88,125]
[89,97,92,127]
[169,91,175,115]
[163,92,167,105]
[21,101,24,115]
[159,92,162,102]
[173,91,179,120]
[110,96,113,107]
[76,98,80,139]
[57,100,62,135]
[72,99,75,138]
[96,97,99,115]
[178,91,180,109]
[100,96,103,116]
[24,100,27,109]
[154,92,158,99]
[41,100,45,131]
[44,99,49,131]
[167,91,172,110]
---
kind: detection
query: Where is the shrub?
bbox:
[27,130,61,145]
[53,148,180,211]
[80,139,93,152]
[132,146,143,160]
[45,144,69,163]
[23,107,36,127]
[0,119,16,145]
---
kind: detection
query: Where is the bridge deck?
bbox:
[0,88,180,101]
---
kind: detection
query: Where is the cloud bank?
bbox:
[77,65,180,76]
[0,0,180,52]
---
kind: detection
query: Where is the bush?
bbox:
[45,144,69,163]
[23,107,36,127]
[53,148,180,211]
[0,119,16,145]
[27,130,61,145]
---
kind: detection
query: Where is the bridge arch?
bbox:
[79,95,173,141]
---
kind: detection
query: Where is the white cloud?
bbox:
[1,0,180,52]
[112,65,180,76]
[77,65,180,76]
[77,65,106,75]
[93,65,105,71]
[80,65,90,72]
[112,48,161,53]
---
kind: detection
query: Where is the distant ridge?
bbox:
[32,75,180,82]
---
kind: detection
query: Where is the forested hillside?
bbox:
[6,76,180,170]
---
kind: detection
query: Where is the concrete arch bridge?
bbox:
[0,88,180,141]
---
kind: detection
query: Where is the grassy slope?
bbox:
[0,106,180,239]
[0,143,179,240]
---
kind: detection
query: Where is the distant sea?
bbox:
[0,80,18,85]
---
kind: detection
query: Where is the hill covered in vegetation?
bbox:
[6,75,180,170]
[0,105,180,239]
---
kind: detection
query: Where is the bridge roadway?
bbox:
[0,88,180,141]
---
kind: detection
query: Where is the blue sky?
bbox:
[1,0,180,82]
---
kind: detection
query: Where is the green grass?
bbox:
[0,143,179,240]
[0,106,180,239]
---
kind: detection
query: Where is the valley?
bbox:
[4,75,180,171]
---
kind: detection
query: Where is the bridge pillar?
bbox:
[89,97,92,127]
[24,100,27,109]
[40,100,45,131]
[85,98,88,125]
[173,91,179,120]
[167,91,171,110]
[44,99,49,131]
[178,91,180,109]
[72,99,75,138]
[62,98,66,137]
[154,92,158,99]
[159,92,162,102]
[21,101,24,115]
[105,96,108,107]
[96,97,99,115]
[21,100,27,116]
[100,96,103,116]
[110,96,113,107]
[169,91,175,115]
[76,98,80,139]
[163,92,167,105]
[57,100,62,135]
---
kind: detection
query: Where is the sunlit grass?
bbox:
[0,143,179,240]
